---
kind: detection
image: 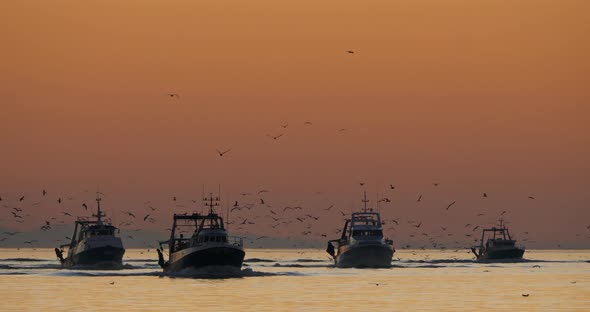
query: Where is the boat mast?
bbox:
[94,192,105,225]
[362,191,369,212]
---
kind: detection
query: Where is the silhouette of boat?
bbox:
[55,193,125,268]
[326,192,395,268]
[157,193,245,272]
[471,219,525,261]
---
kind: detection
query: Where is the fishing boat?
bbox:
[471,219,525,261]
[326,192,395,268]
[55,193,125,268]
[157,193,245,272]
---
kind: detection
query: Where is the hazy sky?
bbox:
[1,1,589,248]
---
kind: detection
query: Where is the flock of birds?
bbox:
[2,183,589,251]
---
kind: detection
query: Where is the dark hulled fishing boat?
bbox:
[471,219,525,261]
[55,193,125,268]
[157,194,245,272]
[326,192,395,268]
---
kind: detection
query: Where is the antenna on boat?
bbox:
[204,192,219,215]
[201,184,205,214]
[362,191,370,212]
[94,189,105,225]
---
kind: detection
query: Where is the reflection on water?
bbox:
[0,248,588,311]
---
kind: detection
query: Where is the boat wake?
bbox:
[162,266,303,279]
[0,258,47,262]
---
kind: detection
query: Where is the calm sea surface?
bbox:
[0,248,588,311]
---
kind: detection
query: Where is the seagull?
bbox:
[57,198,62,204]
[501,210,507,216]
[433,183,439,187]
[414,222,423,229]
[337,209,346,216]
[483,193,488,198]
[345,50,354,54]
[109,281,115,285]
[446,201,456,210]
[281,122,288,129]
[522,294,530,297]
[166,93,180,99]
[82,203,88,210]
[389,185,395,190]
[417,195,422,202]
[143,214,150,221]
[42,190,47,196]
[61,212,72,216]
[19,196,24,202]
[127,212,136,218]
[216,148,231,157]
[303,121,313,125]
[267,133,284,140]
[528,196,535,200]
[257,190,269,195]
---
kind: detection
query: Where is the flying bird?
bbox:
[446,201,456,210]
[42,190,47,196]
[143,214,150,221]
[345,50,355,54]
[389,185,395,190]
[281,122,288,129]
[267,133,284,140]
[417,195,422,202]
[216,148,232,157]
[61,212,72,216]
[528,196,535,200]
[483,193,488,198]
[82,203,88,210]
[19,196,24,202]
[166,93,180,99]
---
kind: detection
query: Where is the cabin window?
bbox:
[352,230,383,237]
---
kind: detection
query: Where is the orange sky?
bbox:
[1,1,589,247]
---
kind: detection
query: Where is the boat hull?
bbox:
[336,243,394,268]
[63,246,125,268]
[165,245,245,272]
[478,248,525,261]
